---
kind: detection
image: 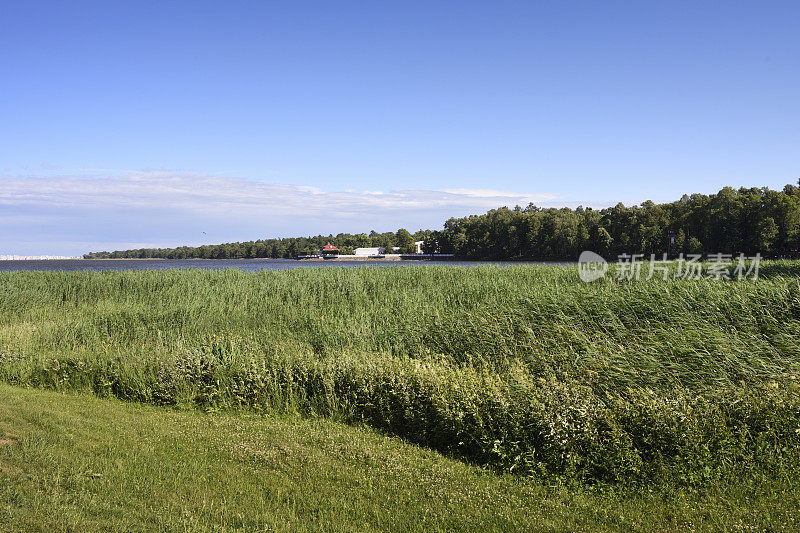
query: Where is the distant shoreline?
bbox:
[2,257,577,263]
[79,257,574,263]
[298,256,426,262]
[0,257,81,261]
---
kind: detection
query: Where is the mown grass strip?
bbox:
[2,385,800,531]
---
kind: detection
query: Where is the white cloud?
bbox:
[0,172,559,215]
[443,188,558,203]
[0,172,566,255]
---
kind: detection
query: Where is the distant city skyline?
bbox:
[2,1,798,255]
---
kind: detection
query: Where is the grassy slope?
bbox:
[1,384,799,532]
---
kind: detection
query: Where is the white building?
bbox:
[353,247,383,256]
[353,246,406,256]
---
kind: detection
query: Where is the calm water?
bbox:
[0,259,565,272]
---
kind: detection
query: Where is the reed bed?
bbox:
[1,264,798,485]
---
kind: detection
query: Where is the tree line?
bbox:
[84,229,423,260]
[84,185,800,260]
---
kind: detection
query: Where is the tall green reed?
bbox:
[1,265,798,484]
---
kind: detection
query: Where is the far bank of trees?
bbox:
[85,185,800,260]
[84,229,428,260]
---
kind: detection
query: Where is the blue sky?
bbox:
[1,1,798,255]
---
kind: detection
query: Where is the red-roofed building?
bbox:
[320,243,339,257]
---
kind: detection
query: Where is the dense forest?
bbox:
[84,185,800,260]
[84,229,424,260]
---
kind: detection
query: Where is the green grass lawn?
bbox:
[1,384,799,532]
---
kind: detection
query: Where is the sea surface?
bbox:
[0,259,566,272]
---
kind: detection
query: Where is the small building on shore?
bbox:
[320,244,339,257]
[353,246,408,256]
[353,247,382,256]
